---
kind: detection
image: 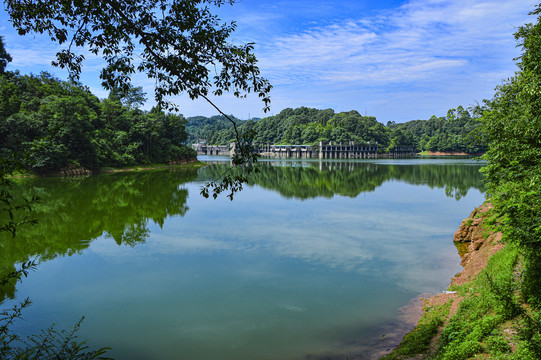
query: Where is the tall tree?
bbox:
[0,36,13,74]
[480,3,541,306]
[5,0,271,198]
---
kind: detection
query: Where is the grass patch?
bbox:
[383,242,541,360]
[381,300,451,359]
[5,170,36,179]
[434,244,532,360]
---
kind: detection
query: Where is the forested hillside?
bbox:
[0,71,195,173]
[1,69,485,172]
[186,106,485,153]
[185,115,246,145]
[389,106,486,153]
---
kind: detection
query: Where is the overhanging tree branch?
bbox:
[6,0,271,198]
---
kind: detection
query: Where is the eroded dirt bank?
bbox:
[378,202,503,359]
[329,204,502,360]
[423,203,502,329]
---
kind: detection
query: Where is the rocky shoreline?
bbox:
[379,202,503,359]
[451,203,503,286]
[422,203,502,335]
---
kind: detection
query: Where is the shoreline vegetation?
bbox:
[9,158,205,178]
[11,153,481,179]
[417,151,484,157]
[381,202,528,359]
[0,71,485,178]
[0,72,198,177]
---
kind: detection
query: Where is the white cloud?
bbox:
[259,0,532,88]
[1,0,536,121]
[9,48,57,68]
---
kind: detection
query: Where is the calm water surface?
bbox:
[1,158,485,359]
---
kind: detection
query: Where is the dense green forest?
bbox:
[186,106,485,153]
[185,115,246,146]
[0,71,195,173]
[388,106,486,153]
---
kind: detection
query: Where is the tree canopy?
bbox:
[479,3,541,307]
[0,36,12,74]
[0,71,195,173]
[4,1,269,197]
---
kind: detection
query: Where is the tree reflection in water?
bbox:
[0,168,197,301]
[1,159,484,302]
[200,160,484,200]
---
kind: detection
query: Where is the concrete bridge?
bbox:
[194,144,231,156]
[317,142,379,159]
[193,140,415,158]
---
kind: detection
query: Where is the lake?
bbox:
[0,157,485,359]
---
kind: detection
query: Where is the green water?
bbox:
[1,157,485,359]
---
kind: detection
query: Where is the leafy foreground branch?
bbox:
[5,0,272,198]
[5,0,272,112]
[200,128,260,200]
[1,301,111,360]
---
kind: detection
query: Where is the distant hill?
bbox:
[185,106,486,153]
[388,106,486,153]
[185,115,246,145]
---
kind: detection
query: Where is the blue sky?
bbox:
[0,0,536,122]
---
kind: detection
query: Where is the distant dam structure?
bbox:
[193,140,415,159]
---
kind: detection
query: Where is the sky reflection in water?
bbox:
[2,158,485,360]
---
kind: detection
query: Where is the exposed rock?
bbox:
[168,156,198,165]
[453,203,491,243]
[386,202,505,358]
[451,202,503,286]
[58,165,94,177]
